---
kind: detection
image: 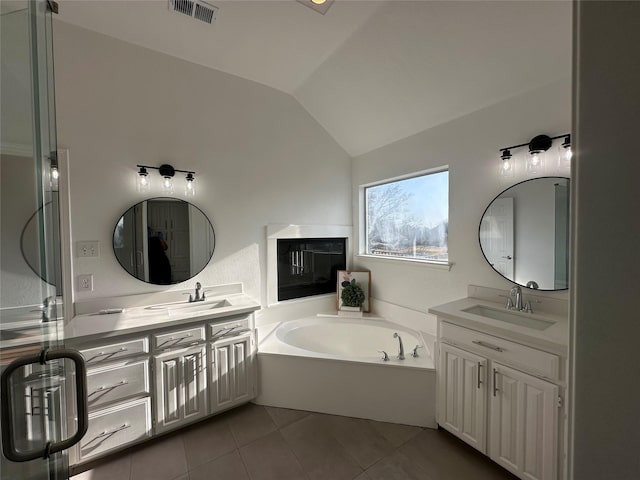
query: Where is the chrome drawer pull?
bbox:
[472,340,504,352]
[95,423,130,438]
[167,333,193,342]
[97,347,128,356]
[91,380,128,395]
[211,325,240,337]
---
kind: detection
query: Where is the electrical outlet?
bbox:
[78,274,93,291]
[77,241,100,258]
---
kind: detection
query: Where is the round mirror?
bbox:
[21,197,63,290]
[113,197,215,285]
[479,177,569,291]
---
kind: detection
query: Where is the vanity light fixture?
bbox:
[498,133,570,177]
[136,164,196,196]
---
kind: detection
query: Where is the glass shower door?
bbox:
[1,2,86,479]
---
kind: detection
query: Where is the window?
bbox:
[364,169,449,262]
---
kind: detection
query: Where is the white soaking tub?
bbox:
[256,315,436,427]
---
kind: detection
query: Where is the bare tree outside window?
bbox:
[365,170,448,261]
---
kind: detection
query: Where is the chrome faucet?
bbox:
[393,332,405,360]
[510,285,523,311]
[189,282,205,303]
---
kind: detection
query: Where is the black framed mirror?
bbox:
[479,177,569,291]
[113,197,215,285]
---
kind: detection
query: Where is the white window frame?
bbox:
[358,167,451,269]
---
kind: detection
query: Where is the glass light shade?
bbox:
[161,176,174,195]
[500,158,514,177]
[311,0,326,4]
[558,145,572,170]
[50,166,59,189]
[185,176,196,197]
[137,170,150,193]
[499,150,514,177]
[526,151,545,174]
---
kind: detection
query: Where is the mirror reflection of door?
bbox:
[148,200,190,283]
[480,197,514,278]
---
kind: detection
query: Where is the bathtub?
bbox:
[255,315,437,427]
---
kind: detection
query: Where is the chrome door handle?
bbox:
[472,340,505,352]
[1,348,88,462]
[493,368,499,397]
[477,362,483,389]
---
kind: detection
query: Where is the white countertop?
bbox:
[65,293,261,342]
[428,297,568,356]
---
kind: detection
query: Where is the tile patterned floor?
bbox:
[71,404,518,480]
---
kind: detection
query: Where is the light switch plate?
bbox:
[77,241,100,258]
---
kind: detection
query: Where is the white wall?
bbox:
[570,2,640,478]
[351,79,571,331]
[53,22,351,309]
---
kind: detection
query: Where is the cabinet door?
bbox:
[438,343,487,453]
[210,332,254,413]
[154,345,207,434]
[489,362,558,480]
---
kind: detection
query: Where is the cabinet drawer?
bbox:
[440,322,560,380]
[209,316,250,341]
[81,337,149,366]
[87,359,150,409]
[78,397,151,462]
[153,326,205,350]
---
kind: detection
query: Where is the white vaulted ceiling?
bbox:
[57,0,572,156]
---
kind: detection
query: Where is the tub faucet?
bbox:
[189,282,205,302]
[393,332,405,360]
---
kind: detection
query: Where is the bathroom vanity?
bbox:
[63,289,260,467]
[429,286,568,480]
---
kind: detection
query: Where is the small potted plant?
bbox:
[339,279,365,317]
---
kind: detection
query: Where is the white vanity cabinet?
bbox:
[67,310,258,467]
[210,331,255,413]
[489,362,558,480]
[71,337,152,465]
[437,319,564,480]
[153,344,207,434]
[438,342,487,453]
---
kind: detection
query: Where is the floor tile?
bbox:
[353,473,371,480]
[368,420,423,448]
[129,434,188,480]
[182,415,237,469]
[365,451,432,480]
[326,414,395,469]
[264,405,310,429]
[239,431,306,480]
[226,403,278,447]
[189,450,249,480]
[281,414,362,480]
[399,429,518,480]
[71,453,131,480]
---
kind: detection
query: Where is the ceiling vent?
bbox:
[169,0,218,25]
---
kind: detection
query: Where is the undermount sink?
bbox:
[167,299,231,313]
[462,305,555,331]
[145,299,231,312]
